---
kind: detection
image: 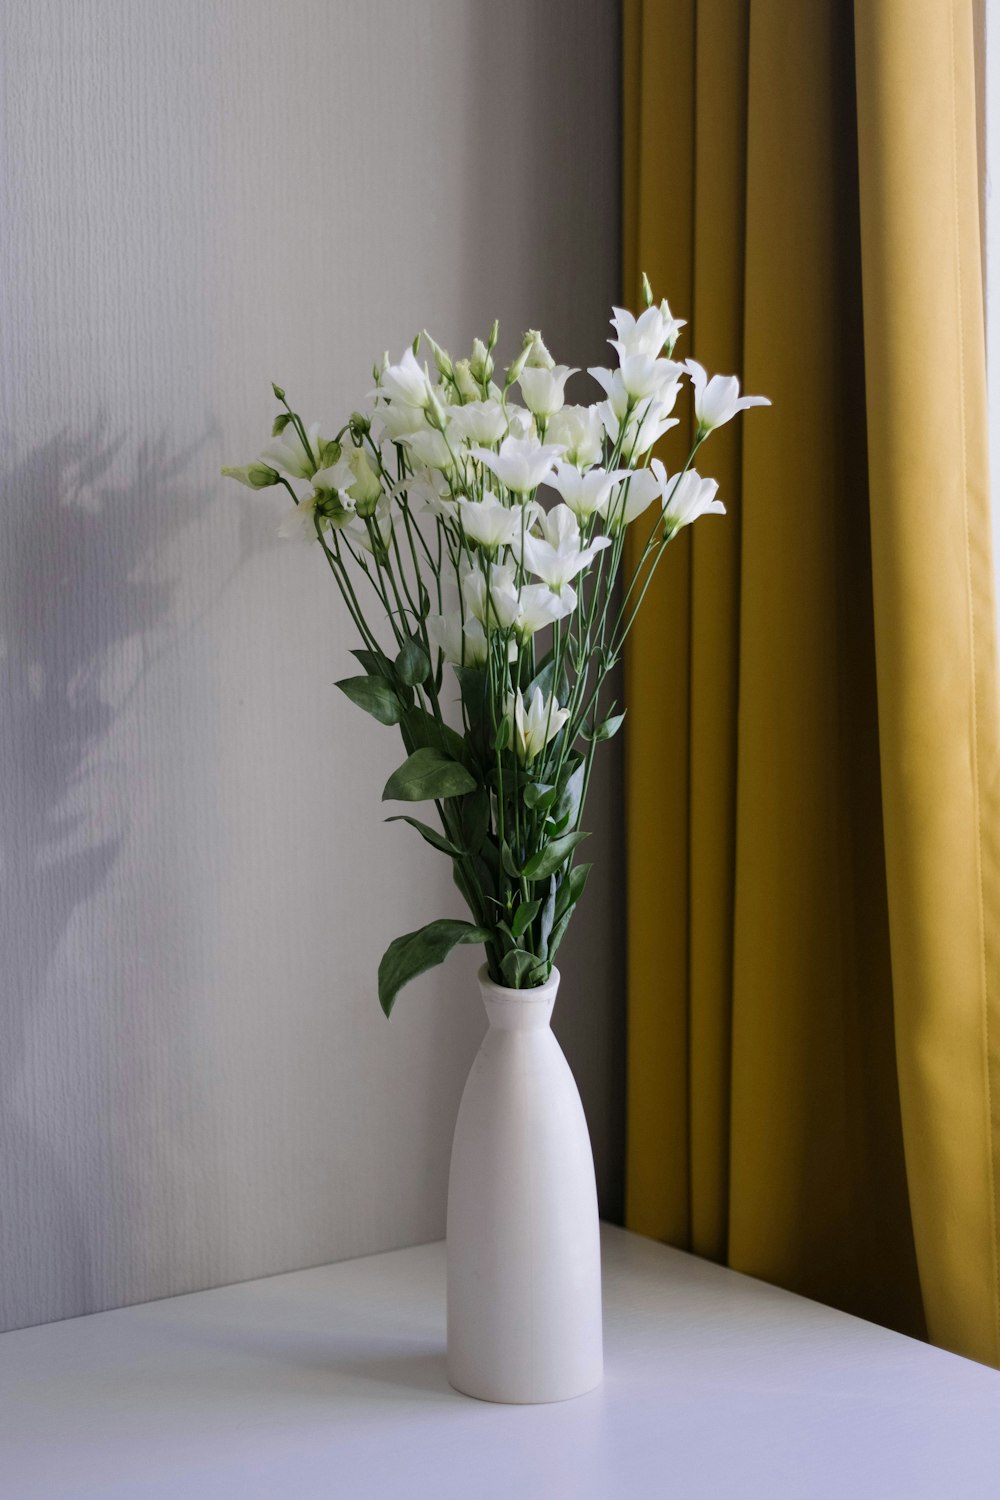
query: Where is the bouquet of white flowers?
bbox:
[225,277,768,1015]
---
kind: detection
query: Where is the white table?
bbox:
[1,1225,997,1498]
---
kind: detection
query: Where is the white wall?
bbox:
[0,0,622,1332]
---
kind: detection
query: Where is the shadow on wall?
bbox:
[0,427,261,1330]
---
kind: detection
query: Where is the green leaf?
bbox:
[552,760,585,825]
[512,899,542,941]
[383,747,477,802]
[385,815,462,857]
[538,876,557,954]
[555,862,592,922]
[501,840,522,879]
[454,665,487,720]
[452,857,486,914]
[594,710,626,742]
[524,781,556,812]
[477,834,500,886]
[460,786,490,853]
[271,412,292,437]
[468,849,497,901]
[500,947,536,989]
[493,716,511,752]
[396,638,430,687]
[401,707,469,767]
[335,675,403,726]
[522,830,591,881]
[546,908,574,961]
[527,652,568,707]
[378,919,489,1017]
[351,647,396,682]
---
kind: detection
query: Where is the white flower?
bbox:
[417,483,459,520]
[428,611,488,667]
[588,366,631,422]
[377,400,428,442]
[462,559,522,631]
[546,405,605,469]
[546,462,619,521]
[518,364,578,419]
[312,457,354,496]
[260,421,321,480]
[456,492,534,550]
[661,469,726,536]
[346,495,394,553]
[344,445,382,512]
[504,405,536,440]
[390,468,454,519]
[400,428,455,472]
[605,459,668,530]
[471,435,564,495]
[506,687,571,764]
[589,358,683,408]
[609,302,685,360]
[277,494,327,542]
[446,399,507,447]
[514,582,577,638]
[628,400,680,457]
[377,348,434,409]
[278,483,358,543]
[600,396,679,457]
[620,354,684,402]
[517,503,611,592]
[685,358,770,433]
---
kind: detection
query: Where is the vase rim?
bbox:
[477,964,560,1003]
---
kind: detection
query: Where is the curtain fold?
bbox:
[854,0,1000,1367]
[624,0,1000,1363]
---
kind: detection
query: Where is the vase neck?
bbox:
[478,966,560,1031]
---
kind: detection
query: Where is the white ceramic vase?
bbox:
[445,964,603,1404]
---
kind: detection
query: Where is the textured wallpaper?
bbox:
[0,0,622,1331]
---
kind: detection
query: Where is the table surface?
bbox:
[1,1224,998,1499]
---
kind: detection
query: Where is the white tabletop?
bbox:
[1,1224,998,1499]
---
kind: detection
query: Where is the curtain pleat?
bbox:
[625,0,999,1361]
[854,0,1000,1366]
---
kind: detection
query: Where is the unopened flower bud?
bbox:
[470,337,493,384]
[641,272,654,308]
[423,331,454,383]
[348,411,370,442]
[221,463,280,490]
[424,385,448,431]
[346,446,382,514]
[522,330,554,370]
[453,358,480,401]
[505,344,531,389]
[272,382,286,402]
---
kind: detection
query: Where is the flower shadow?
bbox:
[0,423,264,1331]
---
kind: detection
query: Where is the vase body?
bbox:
[446,965,603,1404]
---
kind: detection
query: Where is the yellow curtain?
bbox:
[624,0,1000,1364]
